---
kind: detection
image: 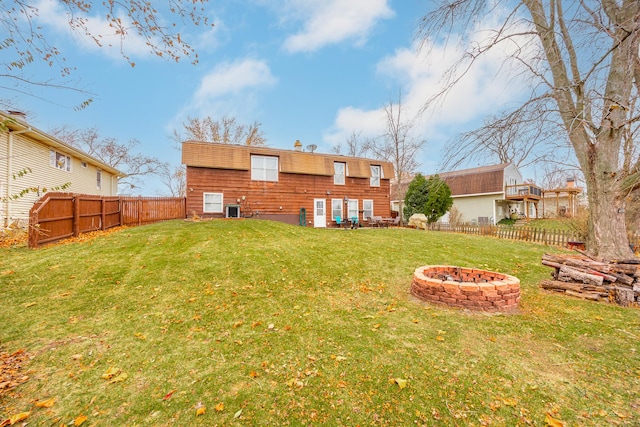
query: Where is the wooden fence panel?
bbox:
[29,193,186,248]
[425,222,586,248]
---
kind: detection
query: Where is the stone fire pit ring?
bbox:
[411,265,520,312]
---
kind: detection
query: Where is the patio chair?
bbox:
[350,216,358,229]
[335,216,342,228]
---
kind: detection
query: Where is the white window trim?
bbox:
[363,199,374,220]
[334,162,346,185]
[49,148,72,172]
[203,192,224,213]
[347,199,358,220]
[370,165,381,187]
[251,155,279,182]
[331,198,343,220]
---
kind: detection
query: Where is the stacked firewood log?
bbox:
[541,253,640,306]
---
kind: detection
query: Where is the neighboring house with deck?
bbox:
[438,163,542,224]
[182,141,394,227]
[1,110,125,227]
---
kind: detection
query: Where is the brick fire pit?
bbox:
[411,265,520,312]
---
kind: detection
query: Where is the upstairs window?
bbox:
[50,149,71,172]
[370,165,381,187]
[96,169,102,190]
[251,155,279,182]
[334,162,346,185]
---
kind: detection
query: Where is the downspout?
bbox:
[5,127,32,227]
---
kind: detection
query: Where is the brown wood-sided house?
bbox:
[182,141,394,227]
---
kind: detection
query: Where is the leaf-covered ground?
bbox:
[1,219,639,426]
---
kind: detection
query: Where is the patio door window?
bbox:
[347,199,358,220]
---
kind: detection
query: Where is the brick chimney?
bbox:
[294,139,302,151]
[567,177,575,188]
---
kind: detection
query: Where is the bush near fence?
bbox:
[427,222,640,250]
[28,192,186,248]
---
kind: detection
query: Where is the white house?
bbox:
[1,111,125,227]
[438,163,542,224]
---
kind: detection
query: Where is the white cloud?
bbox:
[282,0,394,53]
[194,59,276,101]
[171,58,276,129]
[324,8,537,170]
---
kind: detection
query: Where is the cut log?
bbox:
[565,290,603,301]
[558,266,604,286]
[541,280,584,293]
[614,287,635,306]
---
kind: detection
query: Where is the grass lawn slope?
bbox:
[1,220,639,426]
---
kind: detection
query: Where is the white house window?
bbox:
[81,161,87,168]
[203,192,223,213]
[251,155,279,182]
[347,199,358,220]
[334,162,346,185]
[96,169,102,190]
[370,165,381,187]
[363,200,373,220]
[331,199,343,220]
[50,149,71,172]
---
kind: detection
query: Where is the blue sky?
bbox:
[6,0,534,195]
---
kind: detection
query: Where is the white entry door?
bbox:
[313,199,326,228]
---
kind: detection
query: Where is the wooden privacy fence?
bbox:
[426,222,640,250]
[29,192,186,248]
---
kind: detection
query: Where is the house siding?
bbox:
[1,123,122,225]
[186,166,391,226]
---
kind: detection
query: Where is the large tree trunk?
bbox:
[524,0,637,260]
[583,142,633,259]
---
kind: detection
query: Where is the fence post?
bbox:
[73,195,80,237]
[28,209,39,248]
[101,197,106,230]
[138,196,142,226]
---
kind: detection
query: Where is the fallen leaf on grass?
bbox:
[436,335,445,341]
[4,412,30,425]
[74,414,87,426]
[162,389,177,400]
[23,302,37,308]
[101,367,127,383]
[35,397,56,408]
[215,402,224,412]
[195,406,206,416]
[393,378,408,389]
[134,332,146,340]
[501,397,518,406]
[234,409,243,419]
[101,366,120,380]
[545,412,565,427]
[108,372,128,384]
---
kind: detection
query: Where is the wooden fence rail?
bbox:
[29,192,186,248]
[427,222,640,250]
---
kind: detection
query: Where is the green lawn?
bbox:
[1,220,638,426]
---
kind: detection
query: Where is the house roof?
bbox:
[182,141,395,179]
[437,163,512,196]
[1,111,126,177]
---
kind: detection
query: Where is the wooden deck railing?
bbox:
[505,184,543,199]
[29,192,186,248]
